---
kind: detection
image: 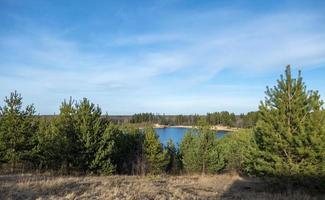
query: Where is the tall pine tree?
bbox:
[0,91,37,172]
[254,65,325,178]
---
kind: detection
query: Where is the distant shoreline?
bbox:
[152,124,237,132]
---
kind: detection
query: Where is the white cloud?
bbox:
[0,8,324,114]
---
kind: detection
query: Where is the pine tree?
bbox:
[242,111,259,128]
[143,127,168,174]
[111,124,145,175]
[180,119,216,175]
[75,98,103,172]
[208,129,257,174]
[51,98,79,173]
[165,139,182,174]
[0,91,37,172]
[179,130,200,173]
[254,65,325,178]
[91,124,120,175]
[32,118,65,171]
[197,118,216,174]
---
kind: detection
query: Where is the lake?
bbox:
[155,127,228,146]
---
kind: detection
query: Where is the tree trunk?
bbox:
[11,161,15,173]
[202,161,206,175]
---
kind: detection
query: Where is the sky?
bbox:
[0,0,325,115]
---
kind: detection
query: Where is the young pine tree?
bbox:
[180,119,216,175]
[75,98,103,172]
[113,124,145,175]
[254,65,325,178]
[143,127,168,174]
[165,139,182,174]
[196,118,216,174]
[179,130,200,173]
[51,98,79,173]
[0,91,37,172]
[91,124,120,175]
[32,118,66,171]
[208,129,257,174]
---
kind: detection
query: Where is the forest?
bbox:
[128,111,257,128]
[0,66,324,191]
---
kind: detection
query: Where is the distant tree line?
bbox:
[206,111,237,127]
[0,66,324,188]
[129,111,258,128]
[130,113,201,126]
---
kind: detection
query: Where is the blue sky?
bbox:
[0,0,325,115]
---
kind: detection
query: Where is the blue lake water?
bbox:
[155,127,228,146]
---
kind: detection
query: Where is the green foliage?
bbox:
[180,119,216,174]
[254,65,325,178]
[0,91,37,171]
[143,127,168,174]
[208,129,257,174]
[197,119,216,174]
[112,124,145,175]
[32,97,113,174]
[131,113,157,124]
[206,111,237,127]
[174,114,200,126]
[129,112,260,128]
[50,98,80,173]
[1,64,324,183]
[91,124,120,175]
[32,118,65,170]
[239,111,259,128]
[179,130,200,173]
[180,120,257,175]
[75,98,103,171]
[130,113,201,126]
[165,139,182,174]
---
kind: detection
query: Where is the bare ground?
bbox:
[0,173,323,200]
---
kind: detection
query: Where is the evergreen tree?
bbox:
[205,112,237,127]
[0,91,37,172]
[254,65,325,178]
[51,98,79,173]
[75,98,103,172]
[241,111,259,128]
[196,118,216,174]
[165,139,182,174]
[180,119,216,174]
[209,129,257,174]
[143,127,168,174]
[179,130,200,173]
[32,118,65,171]
[113,124,145,175]
[91,124,120,175]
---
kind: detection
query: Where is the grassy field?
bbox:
[0,173,323,200]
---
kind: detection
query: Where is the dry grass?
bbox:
[0,173,323,200]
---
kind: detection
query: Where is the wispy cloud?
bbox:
[0,2,324,114]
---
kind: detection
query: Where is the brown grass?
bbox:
[0,173,323,200]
